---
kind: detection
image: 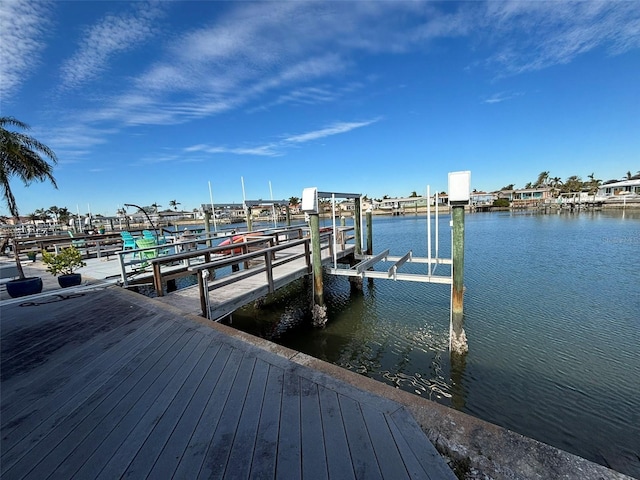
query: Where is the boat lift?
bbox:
[304,172,470,353]
[319,186,453,286]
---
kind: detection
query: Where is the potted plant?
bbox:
[42,246,86,288]
[1,116,57,298]
[26,251,38,262]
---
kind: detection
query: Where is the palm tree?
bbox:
[1,116,57,278]
[587,173,601,202]
[535,171,550,187]
[168,199,180,211]
[549,177,563,198]
[562,175,583,193]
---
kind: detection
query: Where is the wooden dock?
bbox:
[156,238,355,319]
[1,287,456,479]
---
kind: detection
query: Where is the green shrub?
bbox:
[42,246,86,276]
[493,198,510,207]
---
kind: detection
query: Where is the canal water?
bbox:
[230,210,640,477]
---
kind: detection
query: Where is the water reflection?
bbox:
[450,350,467,411]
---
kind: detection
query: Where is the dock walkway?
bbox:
[157,240,355,319]
[1,287,455,480]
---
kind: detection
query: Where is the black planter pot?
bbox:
[58,273,82,288]
[6,277,43,298]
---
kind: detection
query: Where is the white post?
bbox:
[427,185,432,277]
[360,196,365,253]
[269,180,277,228]
[241,176,248,229]
[208,181,217,232]
[435,191,439,258]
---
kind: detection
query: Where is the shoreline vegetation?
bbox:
[2,200,639,241]
[3,169,640,236]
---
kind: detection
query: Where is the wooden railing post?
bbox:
[304,239,311,273]
[197,270,207,317]
[118,252,128,287]
[153,262,163,296]
[204,212,212,247]
[354,197,362,256]
[246,207,253,232]
[264,251,274,293]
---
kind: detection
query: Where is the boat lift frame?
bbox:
[322,186,453,286]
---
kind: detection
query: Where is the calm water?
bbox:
[230,210,640,477]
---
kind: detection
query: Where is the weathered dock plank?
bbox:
[276,368,302,480]
[95,339,223,479]
[224,358,270,479]
[249,364,284,478]
[300,376,329,480]
[339,395,384,480]
[318,385,356,480]
[0,287,456,480]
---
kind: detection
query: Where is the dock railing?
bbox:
[15,233,125,260]
[117,236,272,290]
[117,226,311,293]
[188,230,338,318]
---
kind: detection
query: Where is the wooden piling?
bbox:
[246,207,253,232]
[309,213,327,326]
[451,205,468,354]
[204,212,212,247]
[354,197,362,256]
[285,205,291,226]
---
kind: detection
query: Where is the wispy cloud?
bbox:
[283,119,380,144]
[184,144,280,158]
[6,1,639,159]
[480,1,640,75]
[0,0,53,100]
[82,1,640,131]
[59,1,166,90]
[482,91,524,104]
[184,118,381,158]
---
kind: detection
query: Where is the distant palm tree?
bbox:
[117,207,130,229]
[562,175,583,193]
[535,171,550,187]
[0,116,57,278]
[587,173,601,202]
[169,199,180,211]
[549,177,563,197]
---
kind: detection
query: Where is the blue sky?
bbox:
[1,0,639,217]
